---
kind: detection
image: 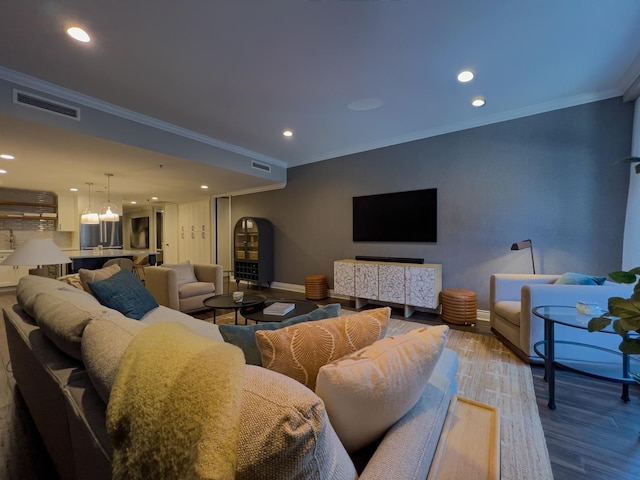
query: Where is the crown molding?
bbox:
[620,51,640,102]
[0,66,288,169]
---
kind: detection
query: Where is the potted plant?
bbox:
[588,268,640,366]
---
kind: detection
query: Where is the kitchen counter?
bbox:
[65,249,158,273]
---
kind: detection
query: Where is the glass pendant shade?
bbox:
[81,209,100,224]
[80,182,100,224]
[99,173,120,222]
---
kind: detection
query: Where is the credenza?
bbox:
[333,259,442,318]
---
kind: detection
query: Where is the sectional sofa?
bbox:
[4,272,460,479]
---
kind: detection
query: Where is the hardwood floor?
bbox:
[1,284,639,479]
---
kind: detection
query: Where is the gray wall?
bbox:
[231,98,634,310]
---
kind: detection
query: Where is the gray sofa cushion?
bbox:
[219,303,341,365]
[33,289,115,360]
[17,274,86,317]
[82,315,148,403]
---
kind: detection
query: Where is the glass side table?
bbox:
[532,305,640,410]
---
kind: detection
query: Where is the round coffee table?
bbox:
[242,299,318,323]
[203,293,266,325]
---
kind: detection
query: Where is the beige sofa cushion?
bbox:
[316,325,448,452]
[78,263,121,292]
[32,289,115,359]
[255,307,389,390]
[178,281,215,299]
[237,365,356,480]
[82,315,148,403]
[494,300,521,326]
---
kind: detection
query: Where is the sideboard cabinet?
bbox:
[333,259,442,317]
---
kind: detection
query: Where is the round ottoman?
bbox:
[440,288,477,325]
[305,274,328,300]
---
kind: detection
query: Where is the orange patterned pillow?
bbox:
[255,307,390,390]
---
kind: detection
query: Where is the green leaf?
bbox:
[619,337,640,355]
[609,271,638,284]
[612,319,628,337]
[618,316,640,332]
[608,297,640,319]
[627,266,640,276]
[588,316,611,332]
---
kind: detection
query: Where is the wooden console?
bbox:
[333,259,442,317]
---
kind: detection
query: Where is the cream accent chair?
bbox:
[490,273,634,363]
[144,263,223,313]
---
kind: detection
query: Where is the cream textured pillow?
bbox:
[163,261,198,285]
[79,263,121,292]
[315,325,449,452]
[237,365,357,479]
[255,307,389,390]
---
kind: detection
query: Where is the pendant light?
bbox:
[99,173,120,222]
[80,182,100,224]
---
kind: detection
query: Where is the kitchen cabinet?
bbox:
[57,195,77,231]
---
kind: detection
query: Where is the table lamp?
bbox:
[1,238,72,277]
[510,239,536,274]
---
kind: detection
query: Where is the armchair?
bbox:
[490,273,634,363]
[144,263,224,313]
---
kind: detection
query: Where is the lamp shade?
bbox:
[509,238,536,274]
[1,239,72,266]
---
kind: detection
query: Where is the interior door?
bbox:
[163,203,178,264]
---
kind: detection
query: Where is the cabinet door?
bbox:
[57,195,77,231]
[405,266,438,308]
[355,263,378,300]
[333,261,355,296]
[379,264,405,303]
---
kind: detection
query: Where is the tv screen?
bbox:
[353,188,437,242]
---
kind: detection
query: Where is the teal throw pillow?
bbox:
[89,269,159,320]
[219,303,341,366]
[554,272,607,286]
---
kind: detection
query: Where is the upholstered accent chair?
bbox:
[490,273,634,363]
[144,262,223,313]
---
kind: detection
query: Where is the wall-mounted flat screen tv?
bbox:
[353,188,437,242]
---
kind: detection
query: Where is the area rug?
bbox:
[208,310,554,480]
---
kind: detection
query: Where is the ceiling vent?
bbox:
[13,89,81,120]
[251,161,271,173]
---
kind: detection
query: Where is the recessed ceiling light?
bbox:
[0,154,15,160]
[471,97,486,107]
[151,196,158,200]
[0,169,6,174]
[201,185,209,189]
[69,188,78,192]
[282,130,293,137]
[347,98,383,111]
[66,26,91,43]
[457,70,474,83]
[130,201,137,204]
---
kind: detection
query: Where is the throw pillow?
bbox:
[162,261,198,285]
[554,272,607,286]
[255,307,390,390]
[219,303,341,365]
[89,269,159,320]
[79,263,121,293]
[82,314,148,403]
[236,365,356,479]
[315,325,449,452]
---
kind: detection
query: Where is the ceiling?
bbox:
[0,0,639,205]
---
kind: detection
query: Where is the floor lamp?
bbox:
[1,238,72,277]
[510,239,536,274]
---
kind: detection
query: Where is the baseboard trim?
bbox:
[270,281,490,323]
